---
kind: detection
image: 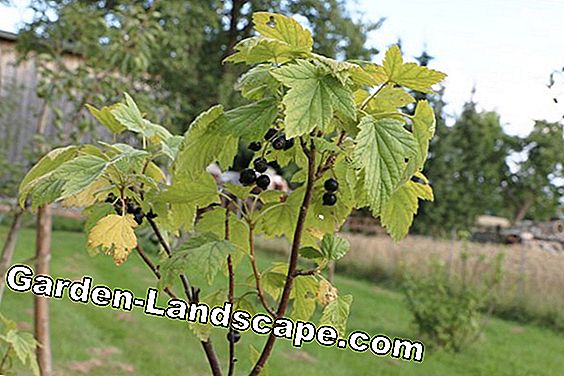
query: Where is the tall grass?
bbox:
[257,234,564,332]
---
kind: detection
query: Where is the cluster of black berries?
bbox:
[105,193,156,225]
[322,178,339,206]
[263,128,295,151]
[241,128,294,189]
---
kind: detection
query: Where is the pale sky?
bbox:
[1,0,563,136]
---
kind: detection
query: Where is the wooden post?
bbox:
[35,205,53,376]
[0,208,24,304]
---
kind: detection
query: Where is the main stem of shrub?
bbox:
[249,139,316,376]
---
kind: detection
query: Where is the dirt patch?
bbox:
[282,350,317,363]
[115,311,135,322]
[17,321,32,331]
[67,358,104,374]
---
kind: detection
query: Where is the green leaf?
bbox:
[158,172,220,231]
[271,60,333,137]
[1,329,39,376]
[260,263,287,300]
[383,45,404,81]
[380,173,433,241]
[271,60,355,137]
[320,233,350,261]
[223,98,279,140]
[319,294,353,337]
[111,92,144,133]
[382,45,446,93]
[111,93,173,142]
[395,63,446,93]
[352,116,418,214]
[86,103,125,134]
[195,208,249,253]
[299,246,323,260]
[290,275,319,321]
[83,203,115,233]
[253,12,312,52]
[161,135,184,161]
[54,155,108,199]
[256,186,304,239]
[18,146,79,206]
[160,233,235,287]
[324,75,357,121]
[223,183,254,201]
[235,64,281,100]
[373,84,415,109]
[409,100,436,173]
[175,105,238,179]
[225,37,304,65]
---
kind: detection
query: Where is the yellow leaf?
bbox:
[253,12,312,52]
[317,279,338,306]
[61,179,109,208]
[87,214,138,265]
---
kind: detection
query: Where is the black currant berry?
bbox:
[239,168,257,186]
[272,135,286,150]
[256,174,271,190]
[253,157,268,173]
[324,178,339,192]
[248,141,262,152]
[105,193,116,203]
[126,202,142,215]
[283,138,295,150]
[322,192,337,206]
[133,212,145,225]
[227,330,241,343]
[113,200,123,214]
[264,128,278,141]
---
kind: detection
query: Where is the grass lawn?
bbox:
[1,227,563,375]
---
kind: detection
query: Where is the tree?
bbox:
[416,101,513,234]
[18,0,383,133]
[505,120,563,222]
[18,12,445,375]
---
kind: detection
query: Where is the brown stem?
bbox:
[225,209,236,376]
[249,138,316,376]
[227,254,235,376]
[0,345,11,372]
[35,205,53,376]
[248,224,276,316]
[293,268,319,277]
[0,208,24,305]
[315,131,346,180]
[144,218,222,376]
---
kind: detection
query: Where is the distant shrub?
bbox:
[402,240,504,352]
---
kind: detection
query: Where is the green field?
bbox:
[1,227,563,375]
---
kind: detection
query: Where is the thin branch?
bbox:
[226,209,237,376]
[293,268,319,277]
[359,81,388,111]
[0,345,11,372]
[249,137,317,376]
[144,218,222,376]
[247,223,276,317]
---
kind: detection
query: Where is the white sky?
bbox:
[354,0,564,135]
[1,0,563,136]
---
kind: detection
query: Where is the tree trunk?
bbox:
[35,205,53,376]
[0,209,24,304]
[513,198,533,224]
